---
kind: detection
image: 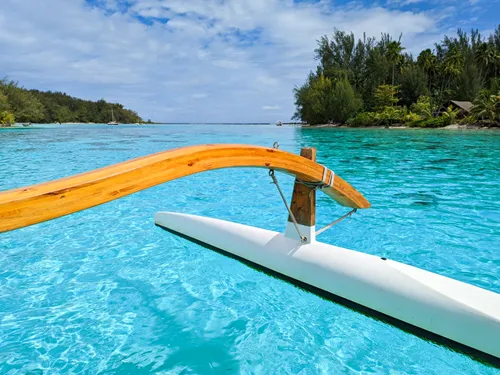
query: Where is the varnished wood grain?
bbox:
[288,147,316,226]
[0,144,370,233]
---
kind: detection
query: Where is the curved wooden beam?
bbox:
[0,144,370,233]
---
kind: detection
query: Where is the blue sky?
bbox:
[0,0,498,122]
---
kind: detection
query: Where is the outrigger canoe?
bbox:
[0,144,498,363]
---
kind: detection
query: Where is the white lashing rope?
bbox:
[295,167,333,190]
[328,170,334,186]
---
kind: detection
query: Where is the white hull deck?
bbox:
[155,212,500,361]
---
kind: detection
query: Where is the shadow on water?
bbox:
[102,344,239,375]
[422,165,446,171]
[98,276,241,375]
[431,158,457,164]
[84,148,130,152]
[393,192,439,207]
[157,226,500,370]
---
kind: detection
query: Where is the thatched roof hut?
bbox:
[450,100,473,113]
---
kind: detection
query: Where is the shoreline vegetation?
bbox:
[302,123,499,130]
[293,26,500,129]
[0,78,147,127]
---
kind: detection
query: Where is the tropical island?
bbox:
[0,78,145,126]
[293,26,500,128]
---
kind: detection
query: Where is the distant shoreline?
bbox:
[2,123,499,130]
[3,122,279,126]
[301,123,500,130]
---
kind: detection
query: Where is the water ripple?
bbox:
[0,125,499,374]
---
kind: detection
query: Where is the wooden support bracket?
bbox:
[288,147,316,227]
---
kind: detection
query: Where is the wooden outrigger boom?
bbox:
[0,144,370,233]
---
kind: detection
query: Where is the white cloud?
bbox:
[212,59,243,69]
[401,0,426,5]
[262,105,281,111]
[0,0,445,122]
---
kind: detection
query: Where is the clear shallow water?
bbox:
[0,124,499,374]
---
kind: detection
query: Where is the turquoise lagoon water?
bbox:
[0,124,499,374]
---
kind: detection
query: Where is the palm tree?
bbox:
[441,47,463,92]
[441,105,460,123]
[475,42,497,81]
[398,53,412,73]
[417,49,436,73]
[417,49,437,88]
[471,91,500,121]
[387,40,405,86]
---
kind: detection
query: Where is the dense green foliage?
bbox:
[0,91,15,125]
[471,90,500,122]
[294,26,500,126]
[294,74,362,124]
[0,112,15,125]
[0,79,143,125]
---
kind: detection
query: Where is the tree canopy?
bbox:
[0,79,143,124]
[294,26,500,126]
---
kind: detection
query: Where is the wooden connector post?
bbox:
[285,147,316,243]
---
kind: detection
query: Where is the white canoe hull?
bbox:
[154,212,500,360]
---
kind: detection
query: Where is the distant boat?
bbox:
[22,122,32,127]
[276,121,283,126]
[107,109,118,125]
